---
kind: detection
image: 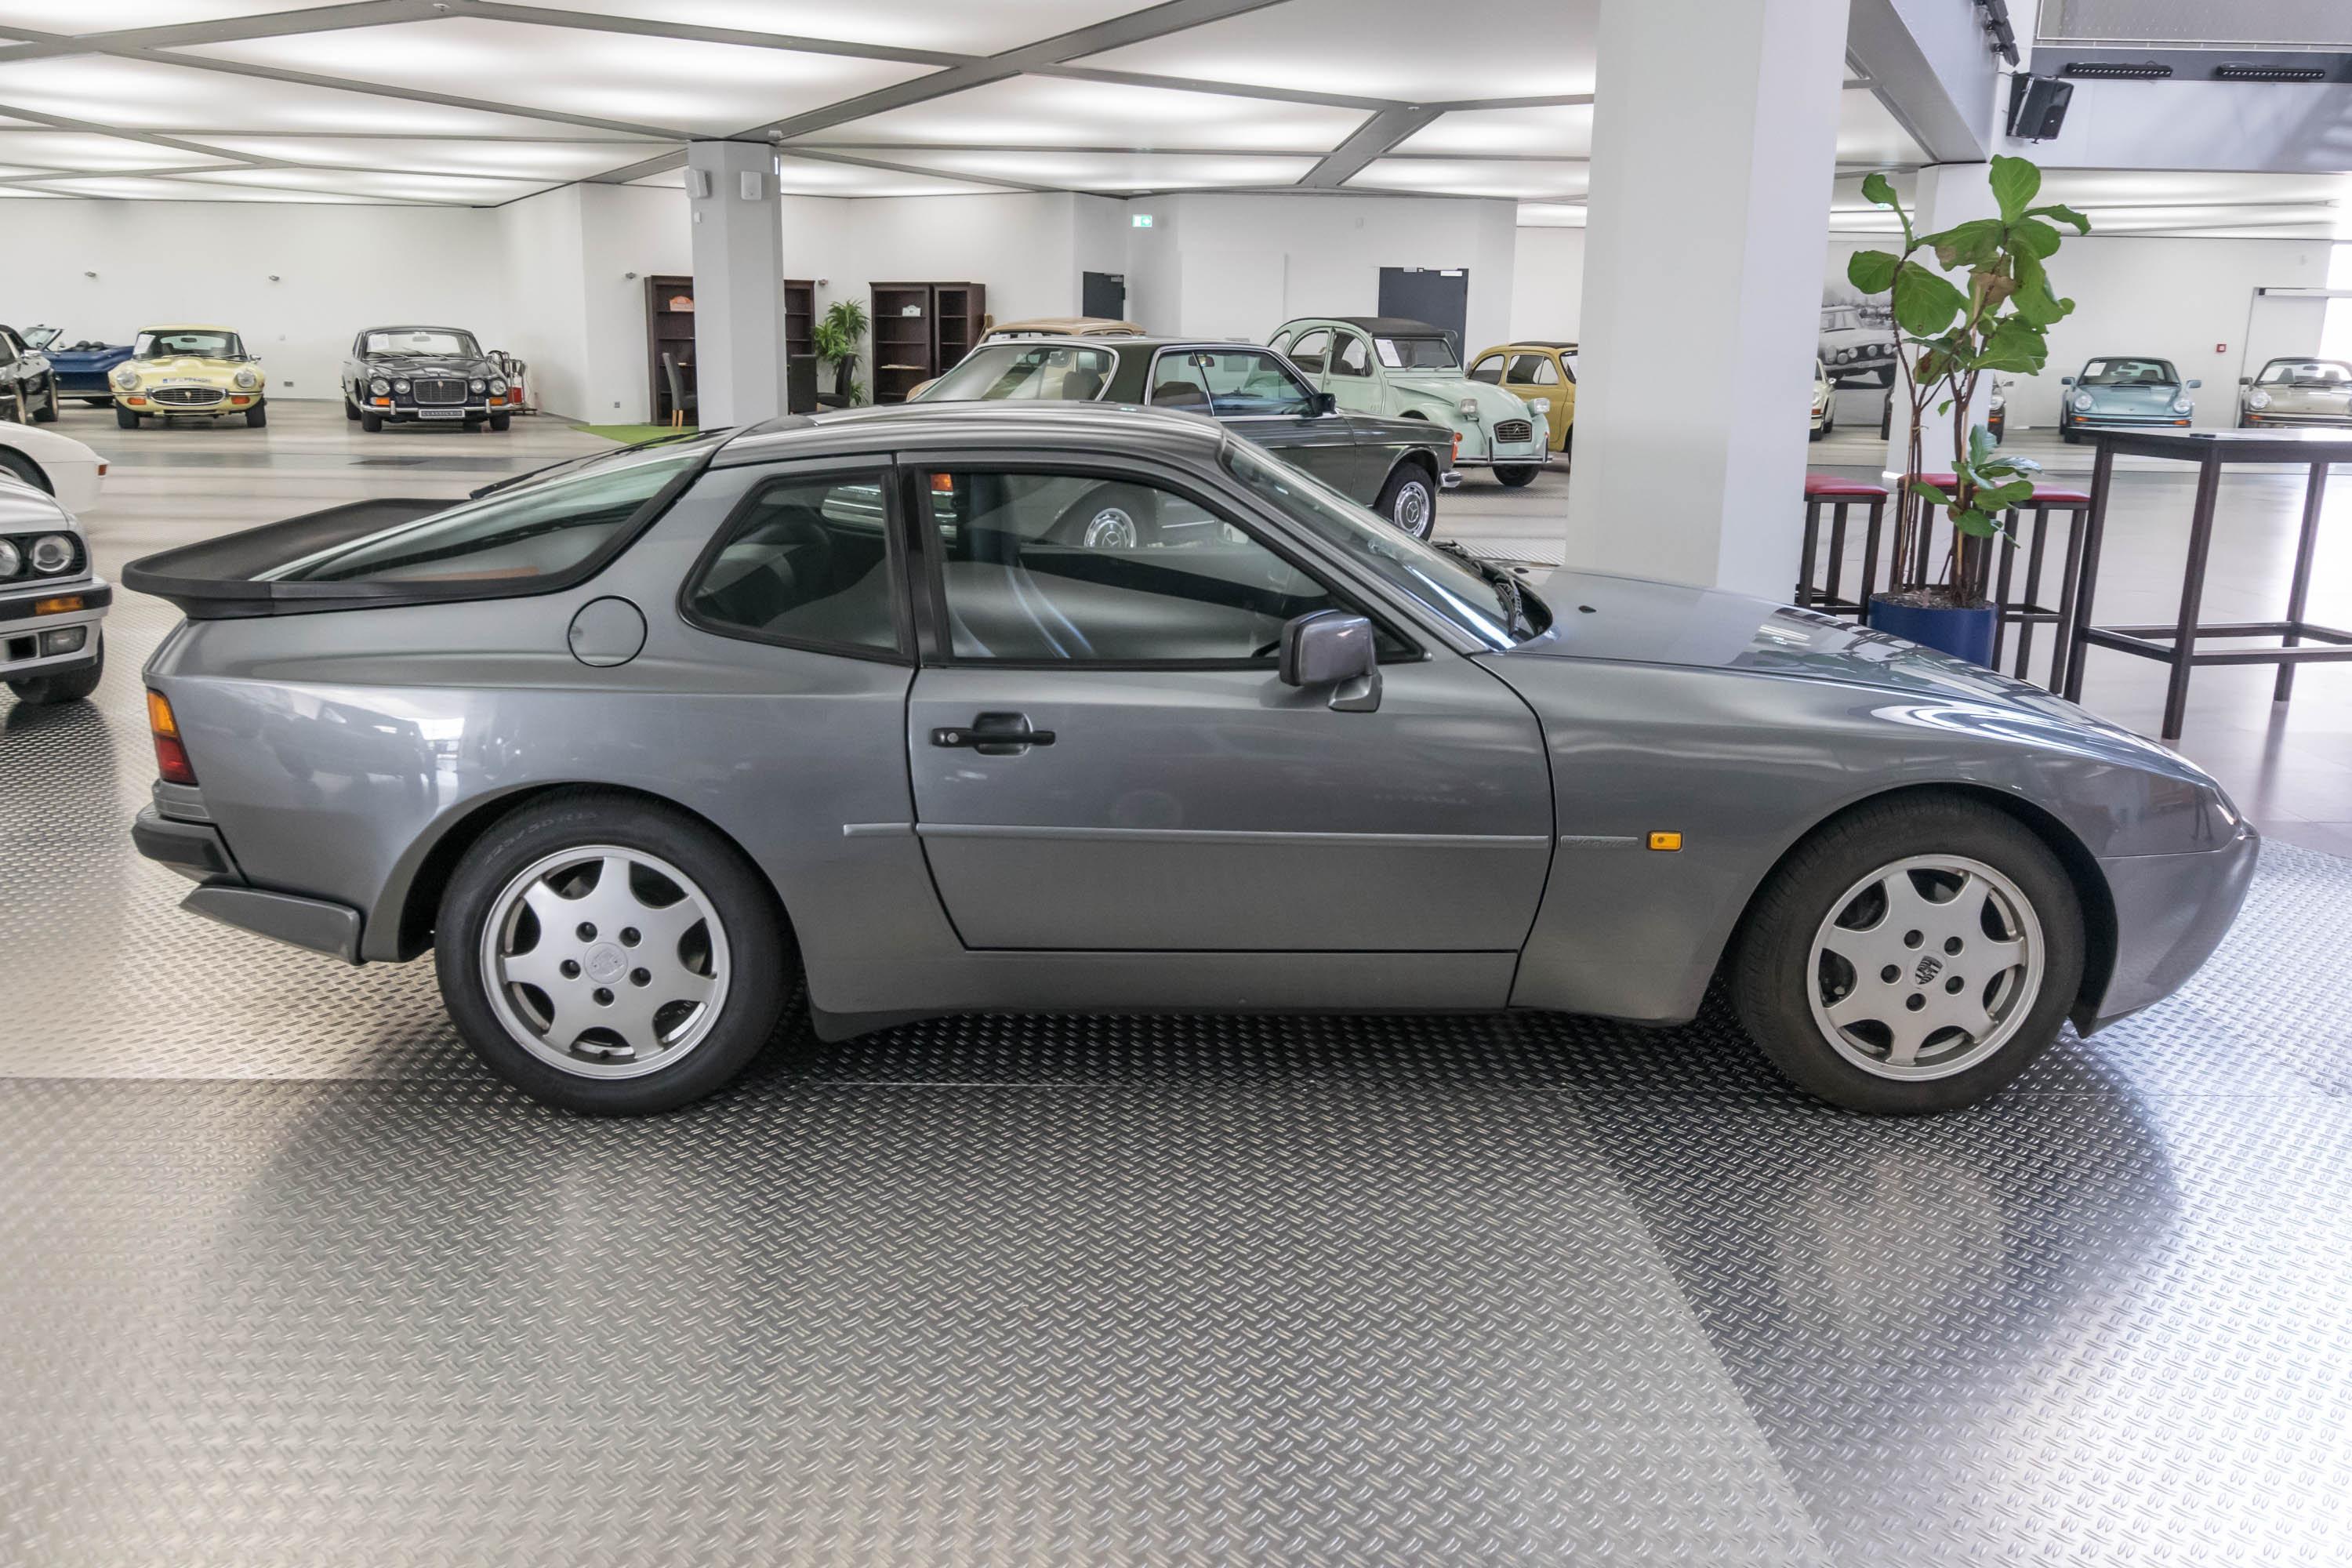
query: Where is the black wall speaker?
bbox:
[2005,74,2074,141]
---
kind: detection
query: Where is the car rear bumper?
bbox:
[132,798,365,964]
[2081,821,2259,1030]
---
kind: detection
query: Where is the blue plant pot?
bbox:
[1869,595,1998,667]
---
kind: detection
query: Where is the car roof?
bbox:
[716,398,1229,467]
[358,324,476,335]
[140,323,238,332]
[1299,316,1448,337]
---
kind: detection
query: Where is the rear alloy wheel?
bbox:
[438,792,790,1113]
[1376,465,1436,539]
[1494,464,1538,488]
[1731,795,2082,1112]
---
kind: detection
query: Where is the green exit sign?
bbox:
[1132,213,1154,228]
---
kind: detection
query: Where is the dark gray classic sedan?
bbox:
[125,405,2255,1116]
[914,336,1452,538]
[340,325,517,432]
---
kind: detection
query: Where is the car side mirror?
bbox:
[2060,376,2073,386]
[1312,390,1337,416]
[2239,376,2252,386]
[1279,609,1380,711]
[2187,379,2202,389]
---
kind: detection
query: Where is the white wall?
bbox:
[0,200,509,404]
[1125,193,1519,350]
[1510,226,1587,343]
[1824,232,2328,429]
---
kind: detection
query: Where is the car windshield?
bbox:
[2080,358,2177,387]
[920,342,1116,401]
[1374,335,1459,370]
[363,328,482,358]
[2257,359,2351,387]
[24,325,58,349]
[263,438,713,584]
[1219,437,1531,648]
[137,330,243,360]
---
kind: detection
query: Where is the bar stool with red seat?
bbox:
[1797,474,1892,622]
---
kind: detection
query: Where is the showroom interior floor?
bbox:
[4,402,2350,1565]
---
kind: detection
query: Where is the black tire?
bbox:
[360,411,383,433]
[245,401,267,428]
[436,790,792,1114]
[1374,462,1437,539]
[7,632,103,706]
[488,412,511,432]
[81,397,111,408]
[344,393,361,421]
[0,448,46,493]
[1809,424,1828,442]
[32,379,57,423]
[1051,481,1159,548]
[2061,426,2081,445]
[1494,464,1538,488]
[115,406,140,430]
[1730,793,2084,1114]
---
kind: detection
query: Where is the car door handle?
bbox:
[931,713,1054,753]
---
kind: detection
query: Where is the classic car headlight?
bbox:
[1527,397,1552,414]
[1457,397,1480,421]
[470,377,487,394]
[2073,392,2093,411]
[29,535,74,575]
[489,377,508,395]
[369,377,390,396]
[232,368,260,390]
[392,379,411,394]
[111,367,139,390]
[2249,390,2272,409]
[2171,394,2193,414]
[0,539,19,576]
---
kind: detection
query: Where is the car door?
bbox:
[1152,346,1374,501]
[901,457,1554,955]
[1504,352,1571,449]
[1325,328,1385,416]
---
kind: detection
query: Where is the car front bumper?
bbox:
[117,392,262,419]
[0,575,108,681]
[2242,410,2352,426]
[2082,819,2259,1030]
[2062,410,2192,429]
[1451,446,1553,472]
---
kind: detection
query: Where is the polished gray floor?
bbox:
[4,401,2350,1566]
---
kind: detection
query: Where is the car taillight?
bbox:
[147,689,197,785]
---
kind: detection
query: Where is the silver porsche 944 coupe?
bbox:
[125,405,2256,1116]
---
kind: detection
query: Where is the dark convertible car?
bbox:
[914,336,1453,538]
[340,325,517,433]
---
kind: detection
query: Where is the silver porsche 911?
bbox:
[126,404,2256,1116]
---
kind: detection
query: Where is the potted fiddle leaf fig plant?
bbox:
[811,298,869,406]
[1846,154,2089,666]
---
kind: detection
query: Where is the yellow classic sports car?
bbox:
[1467,340,1576,456]
[111,325,267,430]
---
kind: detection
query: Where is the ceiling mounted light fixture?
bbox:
[2215,64,2329,82]
[2061,61,2171,79]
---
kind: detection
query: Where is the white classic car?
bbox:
[0,419,107,515]
[1,474,109,704]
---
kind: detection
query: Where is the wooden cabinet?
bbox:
[869,281,987,403]
[784,279,815,361]
[644,273,695,425]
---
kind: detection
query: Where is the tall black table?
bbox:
[2061,426,2352,741]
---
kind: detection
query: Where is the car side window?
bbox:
[1467,354,1503,385]
[1507,354,1560,386]
[0,336,14,368]
[1287,328,1331,375]
[920,469,1395,665]
[1331,333,1372,378]
[1152,349,1316,417]
[682,469,904,658]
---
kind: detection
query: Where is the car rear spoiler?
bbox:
[121,497,452,619]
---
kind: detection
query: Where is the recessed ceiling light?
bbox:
[172,18,940,137]
[1349,158,1588,200]
[198,136,673,180]
[496,1,1154,56]
[1396,106,1592,158]
[832,147,1318,191]
[805,76,1367,153]
[0,129,238,170]
[0,0,352,29]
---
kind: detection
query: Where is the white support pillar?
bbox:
[1880,162,2000,485]
[1564,0,1849,598]
[685,140,786,429]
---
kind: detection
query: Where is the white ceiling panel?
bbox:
[198,136,673,180]
[183,165,550,203]
[0,129,237,170]
[499,1,1161,56]
[0,1,354,33]
[768,155,1025,196]
[22,173,401,201]
[1081,0,1598,101]
[801,75,1367,152]
[174,18,941,136]
[1396,105,1591,158]
[1837,88,1926,168]
[1348,158,1588,201]
[849,147,1319,191]
[0,53,649,136]
[1515,201,1585,228]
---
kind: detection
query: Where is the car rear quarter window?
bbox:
[682,470,904,658]
[263,445,700,586]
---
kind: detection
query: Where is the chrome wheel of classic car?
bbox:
[1083,505,1140,549]
[1731,794,2082,1113]
[1377,467,1435,539]
[1806,854,2044,1080]
[437,793,791,1113]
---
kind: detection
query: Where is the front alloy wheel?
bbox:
[1377,466,1435,539]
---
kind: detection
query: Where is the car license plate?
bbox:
[419,408,465,419]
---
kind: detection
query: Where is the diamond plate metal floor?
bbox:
[8,452,2352,1563]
